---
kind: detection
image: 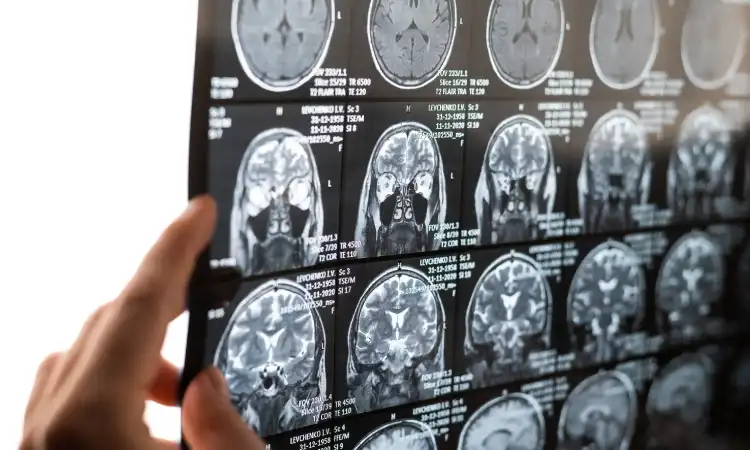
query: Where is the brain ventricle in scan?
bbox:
[487,0,565,89]
[368,0,457,89]
[353,420,438,450]
[233,0,335,91]
[646,353,713,425]
[590,0,660,89]
[458,393,546,450]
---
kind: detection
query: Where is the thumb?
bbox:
[182,367,266,450]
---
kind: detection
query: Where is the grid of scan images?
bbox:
[198,0,750,449]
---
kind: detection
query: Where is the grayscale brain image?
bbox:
[458,393,546,450]
[352,419,438,450]
[486,0,565,89]
[589,0,660,90]
[368,0,457,89]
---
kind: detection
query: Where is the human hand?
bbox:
[20,196,266,450]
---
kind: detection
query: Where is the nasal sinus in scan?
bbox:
[207,103,344,277]
[332,255,458,419]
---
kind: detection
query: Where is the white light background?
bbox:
[0,1,198,446]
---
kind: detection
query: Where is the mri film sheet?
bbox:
[453,245,561,393]
[333,255,457,418]
[340,102,465,261]
[461,101,571,247]
[565,101,664,236]
[346,0,471,100]
[467,0,571,100]
[204,269,337,439]
[207,103,344,277]
[210,0,352,101]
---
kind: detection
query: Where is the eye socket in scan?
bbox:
[646,352,714,427]
[458,393,546,450]
[353,419,438,450]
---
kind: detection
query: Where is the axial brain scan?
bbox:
[589,0,660,90]
[230,128,324,276]
[681,0,748,90]
[353,420,438,450]
[214,280,327,438]
[368,0,457,89]
[232,0,335,92]
[464,252,552,388]
[655,231,725,337]
[668,105,735,221]
[558,371,638,450]
[568,241,646,363]
[474,115,557,244]
[354,122,447,257]
[346,265,445,413]
[578,109,651,233]
[486,0,565,89]
[646,353,713,427]
[458,393,546,450]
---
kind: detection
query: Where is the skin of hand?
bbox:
[20,196,266,450]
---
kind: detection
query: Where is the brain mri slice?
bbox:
[558,371,638,450]
[464,251,552,388]
[681,0,748,90]
[458,393,546,450]
[655,231,725,338]
[668,105,735,222]
[368,0,458,89]
[214,279,327,437]
[353,420,438,450]
[589,0,660,90]
[567,240,646,364]
[346,265,445,413]
[486,0,565,89]
[577,109,651,233]
[354,122,448,257]
[230,128,324,276]
[474,115,557,244]
[231,0,336,92]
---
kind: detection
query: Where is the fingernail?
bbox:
[203,366,229,400]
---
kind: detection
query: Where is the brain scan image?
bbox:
[655,231,725,338]
[557,371,638,450]
[354,122,447,257]
[458,393,546,450]
[668,105,735,222]
[230,128,324,276]
[681,0,748,90]
[577,109,651,233]
[367,0,457,89]
[486,0,565,89]
[589,0,660,90]
[231,0,336,92]
[464,251,552,388]
[474,115,557,244]
[646,353,714,429]
[214,279,327,437]
[567,241,646,364]
[353,420,438,450]
[346,265,445,413]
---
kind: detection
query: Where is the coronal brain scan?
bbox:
[486,0,565,89]
[232,0,335,92]
[214,280,327,437]
[353,420,438,450]
[346,265,445,413]
[655,231,725,337]
[589,0,660,90]
[458,393,546,450]
[474,115,557,244]
[577,109,651,233]
[354,122,447,257]
[668,105,735,221]
[681,0,748,90]
[464,252,552,387]
[567,241,646,363]
[230,128,324,276]
[558,371,638,450]
[367,0,457,89]
[646,353,713,426]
